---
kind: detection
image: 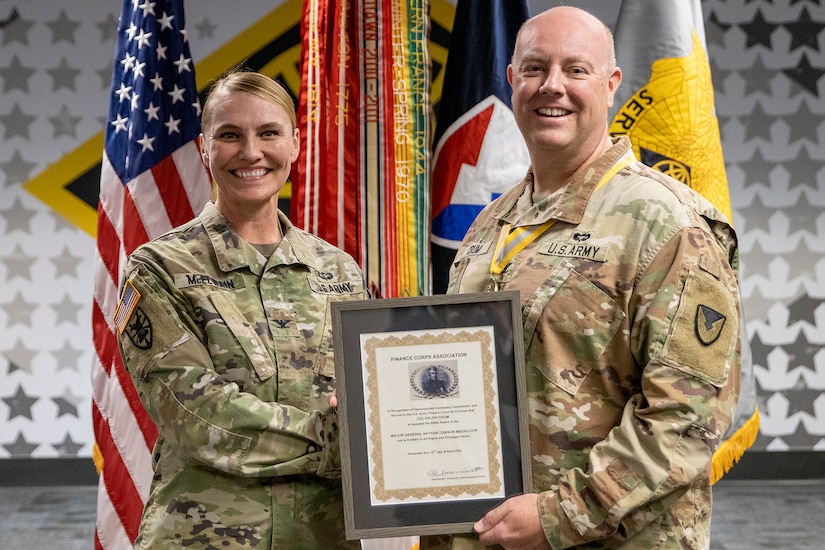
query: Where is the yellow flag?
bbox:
[609,0,759,483]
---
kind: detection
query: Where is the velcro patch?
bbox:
[113,280,141,334]
[661,264,737,386]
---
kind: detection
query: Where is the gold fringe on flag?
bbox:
[92,441,104,475]
[711,407,759,485]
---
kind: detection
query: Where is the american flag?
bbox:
[91,1,211,548]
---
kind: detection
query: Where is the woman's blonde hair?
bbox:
[201,66,297,131]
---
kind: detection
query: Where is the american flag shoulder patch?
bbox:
[113,280,141,334]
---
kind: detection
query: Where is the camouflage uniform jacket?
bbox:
[117,202,365,549]
[444,137,742,549]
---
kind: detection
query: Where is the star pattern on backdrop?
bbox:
[784,7,825,53]
[787,293,823,327]
[0,150,38,186]
[748,330,774,369]
[47,104,83,139]
[738,54,777,97]
[785,146,824,191]
[782,99,823,144]
[781,238,821,282]
[783,195,824,236]
[784,388,821,418]
[0,9,33,46]
[2,292,37,329]
[6,0,821,462]
[1,196,38,233]
[45,58,82,93]
[4,338,39,374]
[784,423,825,448]
[740,238,774,279]
[741,100,777,142]
[4,244,38,282]
[2,384,38,420]
[52,433,84,456]
[717,112,735,136]
[709,62,732,101]
[739,8,779,49]
[738,147,778,190]
[53,293,84,326]
[52,386,83,418]
[51,246,84,278]
[95,12,119,43]
[96,65,112,90]
[195,17,217,39]
[47,208,78,233]
[753,332,801,390]
[45,10,80,45]
[0,55,35,93]
[781,331,820,371]
[53,340,84,372]
[736,189,776,233]
[2,432,40,457]
[704,10,731,49]
[742,291,771,327]
[753,432,777,450]
[784,52,825,96]
[0,103,36,140]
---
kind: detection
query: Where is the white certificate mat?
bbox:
[361,326,505,504]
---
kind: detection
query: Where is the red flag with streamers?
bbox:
[292,0,431,298]
[91,1,211,547]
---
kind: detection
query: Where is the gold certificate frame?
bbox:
[332,291,531,539]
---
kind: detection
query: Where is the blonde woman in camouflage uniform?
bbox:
[423,7,742,550]
[116,69,365,548]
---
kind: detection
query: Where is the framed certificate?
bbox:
[331,291,531,539]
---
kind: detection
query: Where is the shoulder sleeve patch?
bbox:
[117,275,192,378]
[114,279,141,334]
[661,263,739,386]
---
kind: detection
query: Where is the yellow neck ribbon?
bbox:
[489,150,635,290]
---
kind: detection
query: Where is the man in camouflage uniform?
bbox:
[423,7,741,549]
[116,70,365,549]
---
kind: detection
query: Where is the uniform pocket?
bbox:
[660,261,738,387]
[205,292,277,385]
[523,261,624,396]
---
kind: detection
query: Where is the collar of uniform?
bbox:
[196,201,249,273]
[491,136,635,227]
[267,211,330,273]
[198,202,324,274]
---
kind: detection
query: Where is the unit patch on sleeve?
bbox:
[696,304,726,345]
[124,307,153,350]
[661,264,737,386]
